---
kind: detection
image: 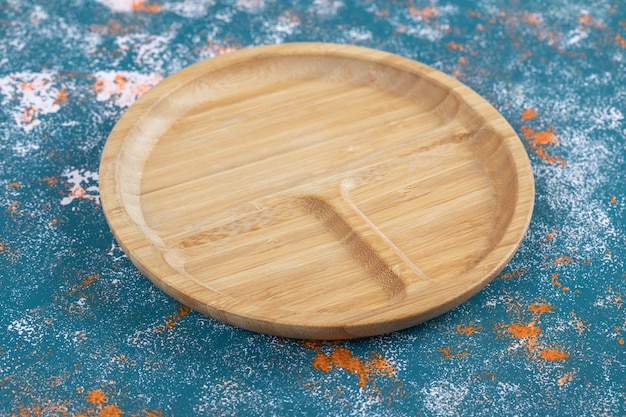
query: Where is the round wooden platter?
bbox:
[100,43,534,340]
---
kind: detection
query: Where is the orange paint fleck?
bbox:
[94,78,105,93]
[519,124,566,165]
[156,304,190,331]
[508,322,542,338]
[458,56,468,64]
[521,13,541,25]
[86,389,107,405]
[331,347,369,387]
[616,34,626,47]
[438,346,469,359]
[456,323,482,335]
[557,370,575,386]
[532,130,556,145]
[69,273,101,295]
[99,405,122,417]
[618,338,624,345]
[131,0,162,12]
[311,352,332,372]
[54,88,68,105]
[305,342,396,389]
[553,255,574,265]
[22,106,38,124]
[521,108,537,120]
[408,6,437,19]
[7,182,19,188]
[578,14,593,25]
[528,302,556,315]
[498,267,528,280]
[446,41,464,50]
[41,176,57,186]
[609,195,617,204]
[114,74,127,89]
[145,411,163,417]
[539,348,569,361]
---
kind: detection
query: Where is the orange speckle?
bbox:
[609,195,617,204]
[131,0,162,12]
[7,182,19,188]
[521,13,541,25]
[145,411,163,417]
[616,33,626,47]
[552,272,566,290]
[99,405,122,417]
[331,347,368,387]
[528,302,556,314]
[539,348,569,361]
[86,389,107,404]
[446,41,464,50]
[498,267,528,280]
[557,370,575,386]
[375,8,389,17]
[578,14,593,25]
[368,352,396,377]
[157,304,190,331]
[22,106,38,124]
[553,255,574,265]
[536,146,567,165]
[311,352,332,372]
[456,323,482,335]
[71,185,86,198]
[520,123,566,165]
[54,88,68,105]
[69,273,101,295]
[508,322,542,338]
[41,176,57,186]
[94,78,106,93]
[521,108,537,120]
[114,74,127,90]
[520,125,535,140]
[532,130,557,145]
[408,6,437,19]
[458,56,468,64]
[306,344,396,389]
[438,346,469,359]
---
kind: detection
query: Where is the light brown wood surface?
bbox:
[99,43,535,339]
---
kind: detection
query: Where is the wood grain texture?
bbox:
[99,43,534,339]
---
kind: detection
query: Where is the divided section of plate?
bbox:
[100,43,534,339]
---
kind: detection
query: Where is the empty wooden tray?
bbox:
[99,43,534,339]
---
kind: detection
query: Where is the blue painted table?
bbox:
[1,1,624,415]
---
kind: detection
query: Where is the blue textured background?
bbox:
[1,1,624,415]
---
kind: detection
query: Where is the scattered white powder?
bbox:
[60,168,100,206]
[93,70,162,108]
[421,380,469,417]
[0,71,62,130]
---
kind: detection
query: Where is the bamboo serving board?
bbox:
[99,43,534,339]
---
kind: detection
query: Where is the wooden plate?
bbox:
[100,43,534,339]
